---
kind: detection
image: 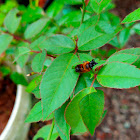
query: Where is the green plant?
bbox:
[0,0,140,139]
[0,61,28,86]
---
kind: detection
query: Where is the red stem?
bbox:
[90,66,103,87]
[90,74,97,87]
[47,54,56,58]
[30,50,56,58]
[30,50,41,53]
[74,38,78,54]
[4,31,31,43]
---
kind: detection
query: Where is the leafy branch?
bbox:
[30,50,56,58]
[2,31,30,43]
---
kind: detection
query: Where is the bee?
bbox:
[75,59,98,73]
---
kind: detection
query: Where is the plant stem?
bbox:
[30,51,56,58]
[81,0,86,24]
[35,0,39,7]
[47,119,55,140]
[74,38,78,54]
[90,74,97,87]
[2,31,30,43]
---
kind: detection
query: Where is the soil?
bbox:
[95,88,140,140]
[0,74,16,134]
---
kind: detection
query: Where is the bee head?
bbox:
[89,59,98,69]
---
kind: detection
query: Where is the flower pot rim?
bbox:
[0,65,26,139]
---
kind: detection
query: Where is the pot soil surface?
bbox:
[0,74,16,134]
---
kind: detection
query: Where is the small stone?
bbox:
[124,121,131,129]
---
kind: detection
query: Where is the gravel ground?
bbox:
[95,88,140,140]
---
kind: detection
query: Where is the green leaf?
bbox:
[131,23,140,35]
[21,6,43,23]
[65,87,96,134]
[32,85,41,99]
[16,54,29,68]
[14,42,30,68]
[100,109,107,123]
[98,0,112,13]
[78,25,122,51]
[97,62,140,88]
[30,36,46,51]
[0,13,5,26]
[10,72,28,86]
[25,100,54,123]
[114,48,140,56]
[46,0,64,18]
[122,8,140,23]
[119,28,131,47]
[26,75,42,93]
[32,50,46,73]
[78,15,99,35]
[24,18,48,39]
[64,0,82,5]
[40,35,75,55]
[40,53,79,120]
[97,13,121,48]
[14,47,30,62]
[0,66,11,77]
[44,58,52,67]
[4,8,21,33]
[79,90,104,135]
[107,53,139,64]
[100,12,120,27]
[78,53,93,62]
[75,73,101,94]
[54,101,70,140]
[0,1,17,13]
[57,11,90,27]
[33,125,59,140]
[114,48,140,68]
[25,101,42,123]
[0,34,13,55]
[90,0,111,14]
[55,124,68,140]
[93,60,106,71]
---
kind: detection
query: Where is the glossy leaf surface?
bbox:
[40,53,79,120]
[4,8,21,33]
[79,90,104,135]
[78,26,122,51]
[10,72,28,86]
[33,125,58,140]
[107,53,139,64]
[26,75,42,93]
[32,50,46,73]
[122,8,140,23]
[65,87,96,134]
[97,62,140,88]
[0,34,13,55]
[90,0,112,14]
[54,101,70,140]
[24,18,48,39]
[25,101,42,123]
[40,35,75,55]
